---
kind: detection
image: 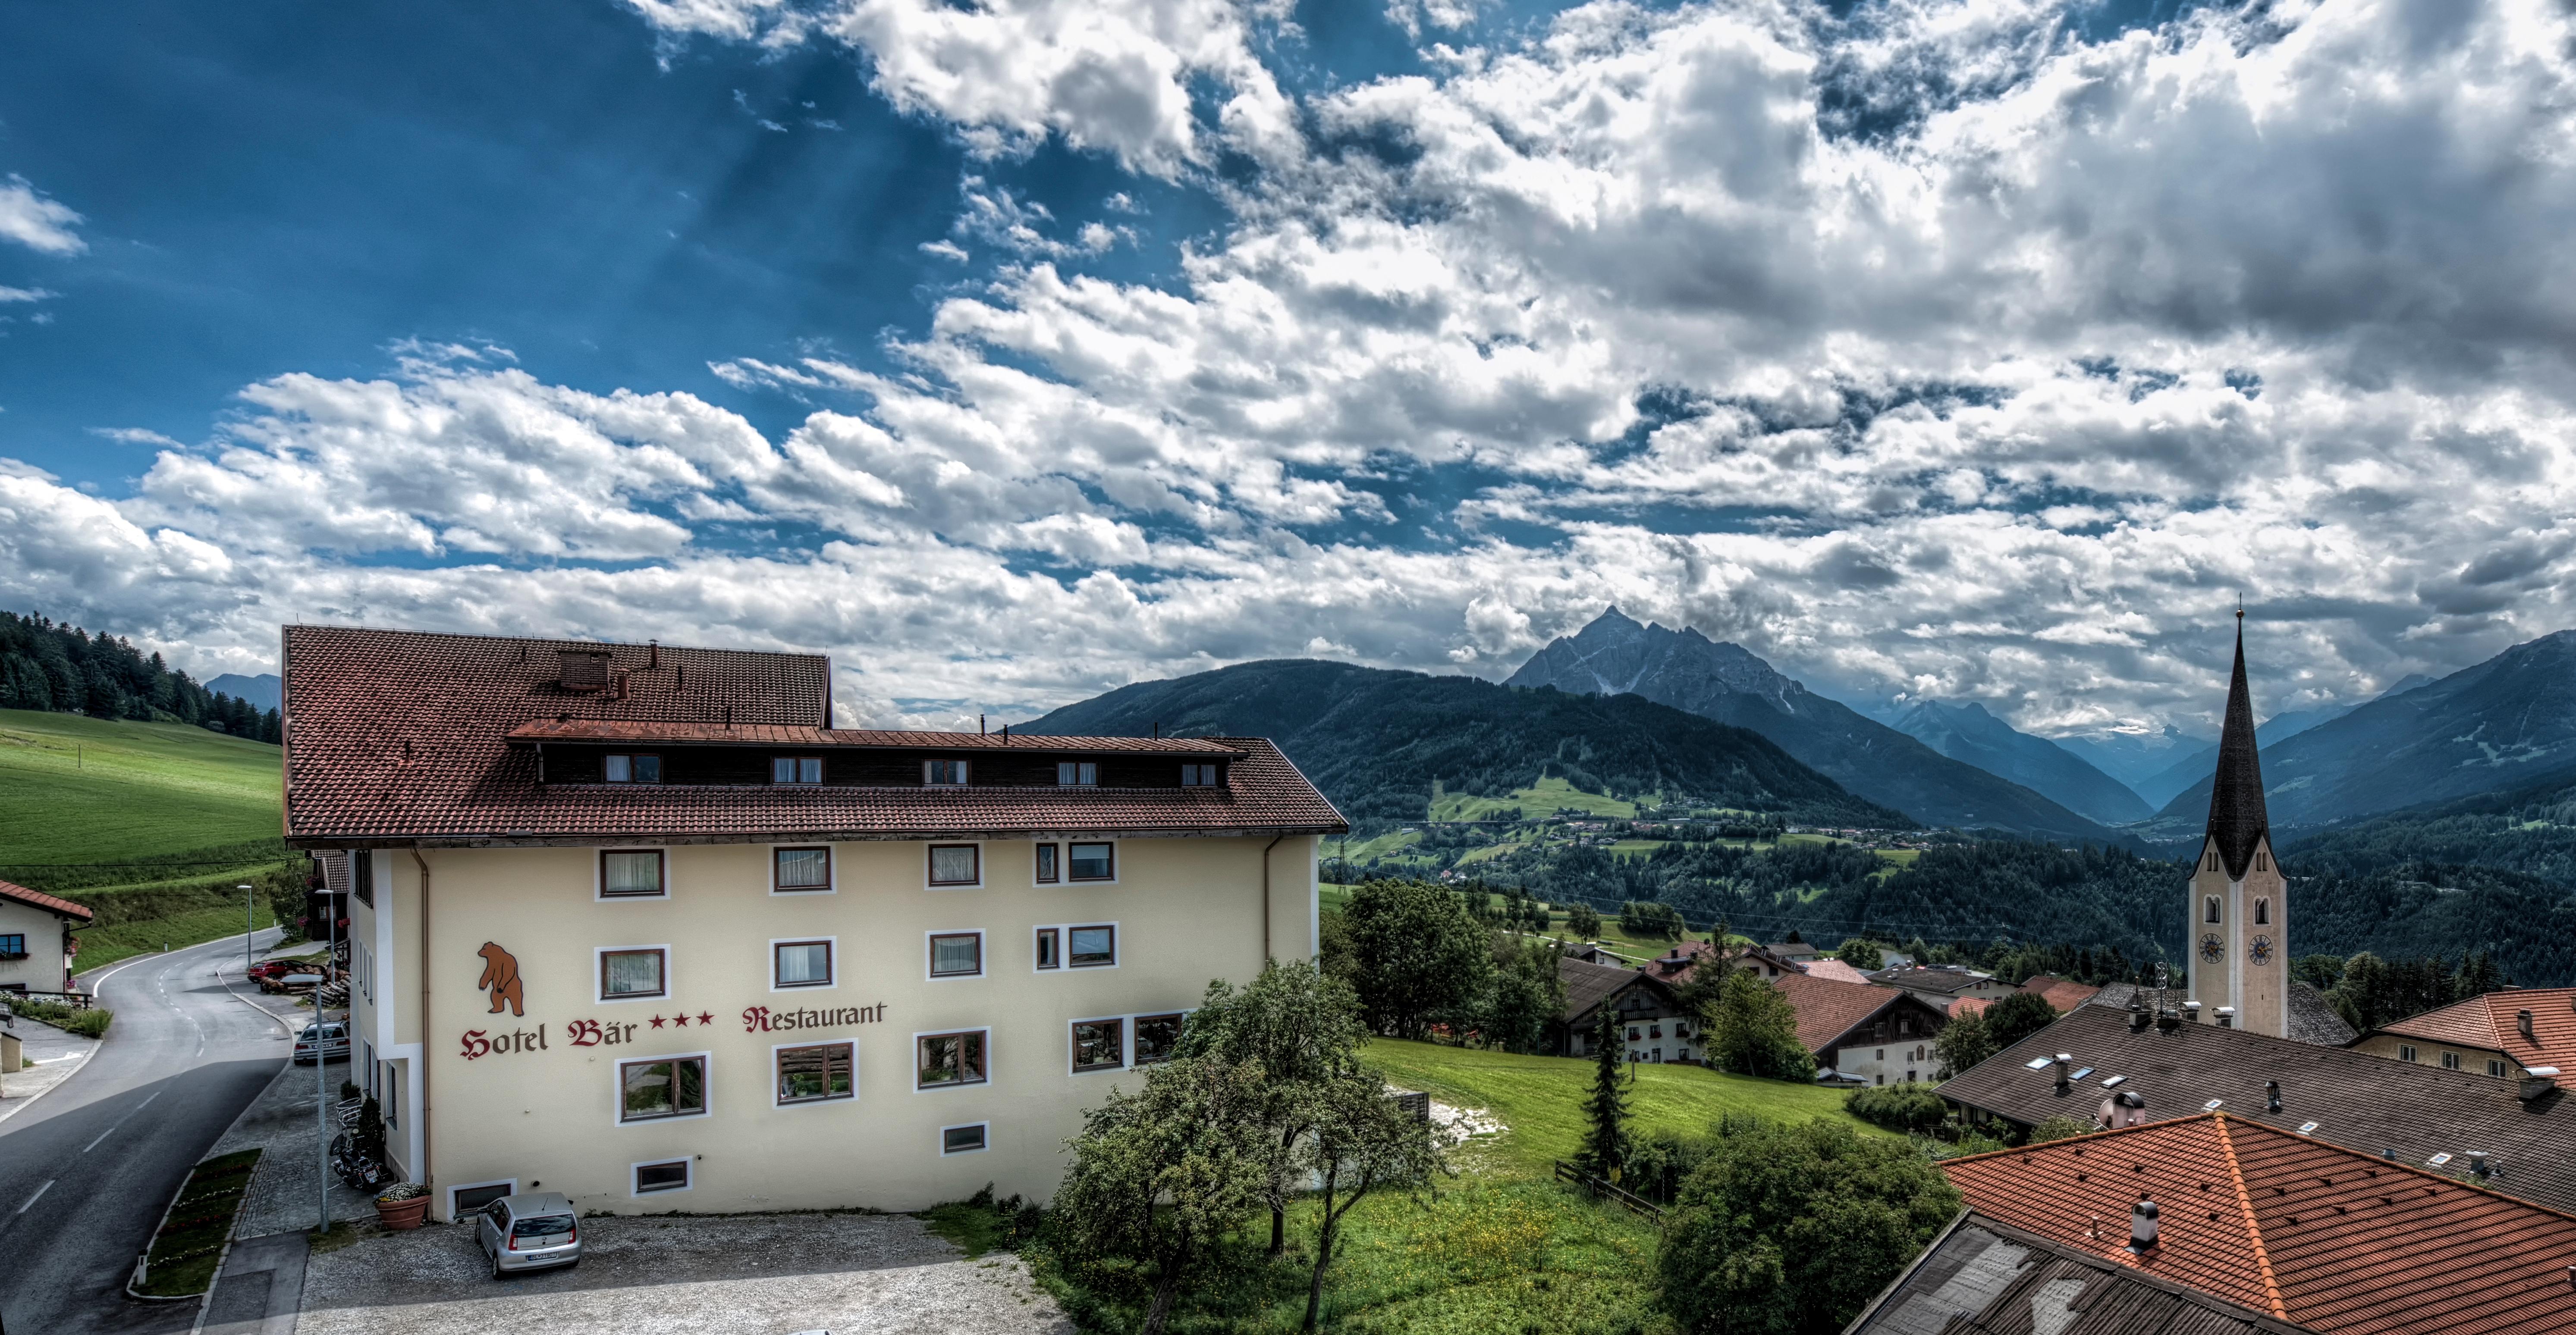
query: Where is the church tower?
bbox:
[2186,615,2287,1037]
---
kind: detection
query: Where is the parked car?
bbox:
[293,1021,349,1064]
[475,1192,581,1278]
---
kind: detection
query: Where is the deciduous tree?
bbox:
[1705,970,1816,1081]
[1342,878,1492,1040]
[1931,1007,1995,1078]
[1982,990,2059,1052]
[1566,903,1602,938]
[1293,1068,1448,1332]
[1180,959,1369,1256]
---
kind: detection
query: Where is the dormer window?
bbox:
[1181,764,1221,787]
[924,760,969,787]
[772,756,822,784]
[1057,762,1097,786]
[604,754,660,784]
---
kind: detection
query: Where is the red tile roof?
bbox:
[1949,994,1995,1018]
[2375,990,2576,1090]
[2023,974,2105,1011]
[1803,957,1875,985]
[282,626,1345,844]
[1944,1113,2576,1335]
[503,719,1246,755]
[0,879,94,923]
[1772,972,1913,1053]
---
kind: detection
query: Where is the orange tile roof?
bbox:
[1803,957,1875,985]
[2023,974,2105,1012]
[2376,990,2576,1090]
[1949,994,1994,1017]
[1772,972,1920,1053]
[1943,1113,2576,1335]
[0,878,94,923]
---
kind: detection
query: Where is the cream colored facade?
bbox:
[345,834,1316,1221]
[0,895,81,993]
[2346,1033,2532,1081]
[2185,833,2287,1038]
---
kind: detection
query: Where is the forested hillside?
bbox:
[1022,658,1910,829]
[0,611,279,741]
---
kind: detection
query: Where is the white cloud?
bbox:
[0,285,54,303]
[0,176,84,256]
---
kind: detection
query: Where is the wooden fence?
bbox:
[1553,1160,1665,1225]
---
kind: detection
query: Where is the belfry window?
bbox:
[2254,897,2270,925]
[2204,896,2222,924]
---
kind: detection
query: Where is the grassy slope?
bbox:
[1362,1037,1879,1177]
[0,709,280,862]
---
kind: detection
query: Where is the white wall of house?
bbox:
[0,898,79,993]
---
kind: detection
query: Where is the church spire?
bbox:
[2204,612,2269,879]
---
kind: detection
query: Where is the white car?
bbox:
[293,1021,349,1064]
[477,1192,581,1278]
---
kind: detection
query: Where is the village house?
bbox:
[285,627,1343,1222]
[2347,987,2575,1089]
[1551,957,1694,1064]
[1866,963,2010,1012]
[0,879,92,996]
[1770,972,1948,1086]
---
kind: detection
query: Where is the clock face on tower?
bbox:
[2199,933,2224,964]
[2248,935,2274,966]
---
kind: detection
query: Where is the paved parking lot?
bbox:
[296,1212,1071,1335]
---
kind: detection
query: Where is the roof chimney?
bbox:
[2184,1001,2204,1024]
[2156,1006,2180,1034]
[647,639,660,669]
[2519,1009,2535,1041]
[2520,1067,2560,1102]
[2129,1197,2159,1252]
[2054,1054,2073,1096]
[2129,1000,2150,1033]
[2469,1150,2491,1181]
[2265,1078,2281,1113]
[2217,1006,2236,1029]
[558,649,612,693]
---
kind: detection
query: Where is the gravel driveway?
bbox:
[297,1212,1071,1335]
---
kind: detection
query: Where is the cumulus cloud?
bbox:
[0,176,84,255]
[11,0,2576,739]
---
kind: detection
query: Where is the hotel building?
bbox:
[283,627,1344,1222]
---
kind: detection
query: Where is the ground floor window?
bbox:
[918,1031,989,1089]
[633,1159,691,1194]
[621,1055,708,1122]
[942,1123,988,1155]
[450,1180,514,1216]
[1072,1018,1125,1072]
[776,1042,855,1104]
[1133,1013,1184,1065]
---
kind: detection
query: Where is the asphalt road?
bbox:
[0,931,296,1335]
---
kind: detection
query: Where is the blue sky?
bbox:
[2,0,2570,735]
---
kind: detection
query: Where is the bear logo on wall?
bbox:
[476,941,525,1017]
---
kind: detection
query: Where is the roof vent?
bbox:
[2217,1006,2236,1029]
[2184,1001,2203,1023]
[2265,1078,2281,1113]
[2519,1009,2535,1041]
[2520,1067,2560,1102]
[2054,1054,2073,1096]
[559,649,613,692]
[2129,1197,2159,1252]
[2469,1150,2491,1180]
[2128,1000,2149,1033]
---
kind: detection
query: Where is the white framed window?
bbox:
[598,849,667,899]
[1033,922,1117,970]
[1071,1017,1126,1074]
[1181,764,1221,787]
[924,759,969,786]
[771,756,823,784]
[1067,841,1115,882]
[773,846,833,893]
[772,937,834,990]
[597,945,669,1002]
[1057,762,1097,786]
[2441,1051,2462,1070]
[631,1159,691,1195]
[618,1053,710,1123]
[2399,1044,2418,1062]
[2488,1058,2509,1078]
[605,753,661,784]
[927,843,981,888]
[774,1041,855,1105]
[1034,842,1060,884]
[928,931,984,980]
[915,1028,990,1090]
[941,1122,989,1155]
[449,1179,516,1218]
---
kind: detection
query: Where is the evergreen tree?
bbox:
[1578,1006,1629,1181]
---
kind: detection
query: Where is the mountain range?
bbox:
[1502,610,2134,844]
[1019,658,1910,829]
[1882,699,2151,825]
[206,672,282,710]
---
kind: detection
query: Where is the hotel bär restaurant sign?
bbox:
[459,941,886,1061]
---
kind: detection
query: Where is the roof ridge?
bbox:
[2212,1113,2288,1319]
[1935,1108,2219,1167]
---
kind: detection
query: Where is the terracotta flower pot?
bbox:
[375,1194,430,1231]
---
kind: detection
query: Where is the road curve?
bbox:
[0,931,294,1335]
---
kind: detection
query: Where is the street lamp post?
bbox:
[240,883,255,980]
[319,888,336,1234]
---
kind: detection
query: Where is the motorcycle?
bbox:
[330,1131,386,1191]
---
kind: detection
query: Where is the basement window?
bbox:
[604,754,661,783]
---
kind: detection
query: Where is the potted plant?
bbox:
[374,1182,430,1230]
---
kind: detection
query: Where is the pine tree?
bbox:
[1579,1006,1629,1181]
